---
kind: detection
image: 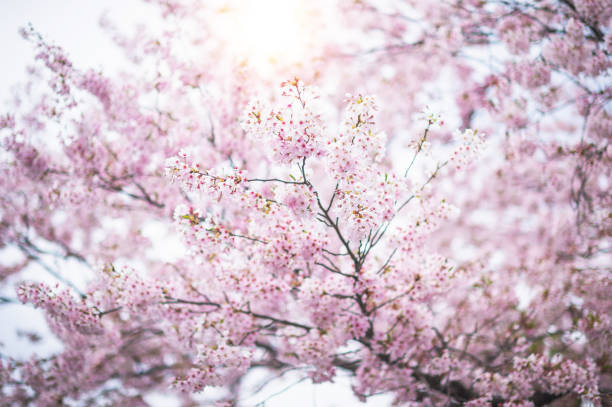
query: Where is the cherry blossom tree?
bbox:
[1,0,610,406]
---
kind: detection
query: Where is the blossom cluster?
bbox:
[1,0,610,405]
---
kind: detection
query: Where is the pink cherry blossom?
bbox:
[1,1,610,406]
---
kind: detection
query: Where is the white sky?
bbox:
[0,0,154,105]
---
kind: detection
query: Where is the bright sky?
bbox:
[0,0,153,104]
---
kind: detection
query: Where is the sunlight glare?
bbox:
[214,0,309,71]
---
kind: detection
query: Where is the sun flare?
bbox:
[212,0,310,70]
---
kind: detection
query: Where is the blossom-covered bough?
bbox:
[0,0,610,406]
